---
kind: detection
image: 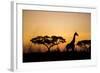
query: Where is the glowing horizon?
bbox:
[23,10,91,52]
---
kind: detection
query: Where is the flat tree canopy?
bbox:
[30,35,66,52]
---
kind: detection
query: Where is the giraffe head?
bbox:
[74,32,79,36]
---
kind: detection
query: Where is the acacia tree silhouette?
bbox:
[30,35,66,52]
[77,40,91,51]
[77,40,91,46]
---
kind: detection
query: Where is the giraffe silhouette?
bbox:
[66,32,79,52]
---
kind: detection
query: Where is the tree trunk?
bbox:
[47,47,51,52]
[57,45,60,52]
[28,43,32,53]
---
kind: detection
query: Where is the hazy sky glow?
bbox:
[23,10,91,52]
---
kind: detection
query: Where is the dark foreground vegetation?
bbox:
[23,51,91,62]
[23,34,91,62]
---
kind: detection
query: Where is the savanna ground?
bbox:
[23,49,91,62]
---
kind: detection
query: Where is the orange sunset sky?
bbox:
[23,10,91,52]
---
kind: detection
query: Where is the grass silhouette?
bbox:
[23,50,91,62]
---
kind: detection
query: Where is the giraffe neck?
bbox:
[71,34,76,44]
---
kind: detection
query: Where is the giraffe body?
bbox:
[66,32,79,51]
